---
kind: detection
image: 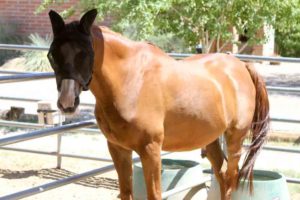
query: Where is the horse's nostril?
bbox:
[64,107,74,113]
[62,106,78,114]
[57,101,63,110]
[58,96,75,110]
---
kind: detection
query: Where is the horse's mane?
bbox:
[99,26,131,41]
[146,42,170,57]
[96,26,171,58]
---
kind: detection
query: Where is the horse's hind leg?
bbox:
[224,128,248,199]
[205,139,227,200]
[107,142,133,200]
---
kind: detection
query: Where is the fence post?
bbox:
[56,112,63,169]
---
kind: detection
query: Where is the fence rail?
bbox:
[0,72,54,83]
[0,146,113,162]
[0,44,49,51]
[0,70,32,74]
[0,96,95,107]
[169,52,300,63]
[0,164,116,200]
[2,70,300,94]
[0,120,96,146]
[1,43,300,199]
[3,44,300,63]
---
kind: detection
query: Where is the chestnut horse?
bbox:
[47,9,269,200]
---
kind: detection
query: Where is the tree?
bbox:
[275,0,300,57]
[37,0,300,54]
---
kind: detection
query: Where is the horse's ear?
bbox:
[79,9,98,34]
[49,10,65,36]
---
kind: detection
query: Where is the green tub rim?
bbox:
[238,170,285,183]
[134,158,200,171]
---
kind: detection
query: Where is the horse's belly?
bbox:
[162,113,226,151]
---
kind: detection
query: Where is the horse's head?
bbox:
[48,9,97,113]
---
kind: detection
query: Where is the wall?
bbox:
[0,0,81,37]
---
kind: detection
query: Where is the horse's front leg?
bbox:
[107,141,133,200]
[137,138,163,200]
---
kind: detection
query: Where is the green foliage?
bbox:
[275,0,300,57]
[0,24,23,65]
[276,27,300,57]
[276,0,300,57]
[22,34,52,72]
[35,0,76,19]
[121,22,189,53]
[37,0,300,54]
[148,34,189,53]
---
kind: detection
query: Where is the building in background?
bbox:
[208,25,275,56]
[0,0,80,36]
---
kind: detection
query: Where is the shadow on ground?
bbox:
[263,72,300,97]
[264,74,300,88]
[0,168,119,190]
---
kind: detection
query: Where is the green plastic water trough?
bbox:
[133,159,205,200]
[207,170,290,200]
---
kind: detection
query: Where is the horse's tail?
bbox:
[238,62,270,192]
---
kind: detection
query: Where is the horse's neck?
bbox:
[90,27,132,103]
[92,27,131,62]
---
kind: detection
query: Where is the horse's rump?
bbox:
[162,54,256,151]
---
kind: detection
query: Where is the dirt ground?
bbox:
[0,131,211,200]
[0,133,121,200]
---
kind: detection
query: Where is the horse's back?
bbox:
[182,54,256,124]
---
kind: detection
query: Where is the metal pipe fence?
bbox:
[0,72,54,83]
[0,44,49,51]
[0,120,96,146]
[1,119,299,162]
[3,44,300,63]
[0,164,116,200]
[0,153,171,200]
[0,146,113,162]
[2,44,300,63]
[0,70,33,74]
[202,169,300,185]
[245,144,300,154]
[0,120,99,133]
[1,43,300,199]
[161,177,210,199]
[0,96,95,107]
[267,86,300,93]
[1,44,300,94]
[169,52,300,63]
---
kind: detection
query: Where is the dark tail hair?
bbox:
[238,63,270,192]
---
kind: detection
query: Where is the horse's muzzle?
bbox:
[57,79,81,114]
[57,96,80,114]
